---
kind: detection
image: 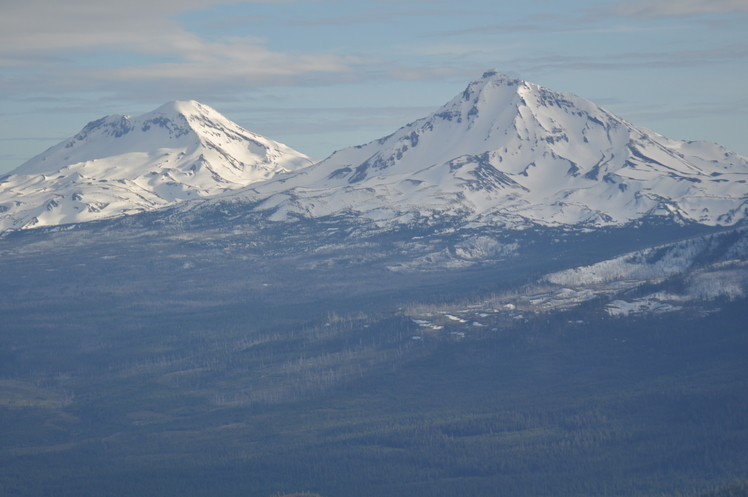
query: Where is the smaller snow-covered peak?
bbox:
[58,101,232,153]
[0,101,315,231]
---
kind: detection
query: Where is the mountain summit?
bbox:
[250,70,748,228]
[0,101,314,230]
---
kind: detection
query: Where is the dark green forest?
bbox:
[1,288,746,497]
[0,216,746,496]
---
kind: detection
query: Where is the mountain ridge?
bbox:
[2,72,748,233]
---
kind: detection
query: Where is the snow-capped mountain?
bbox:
[0,101,314,230]
[247,70,748,228]
[3,72,748,233]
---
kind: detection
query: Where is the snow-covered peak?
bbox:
[0,101,315,230]
[248,70,748,229]
[13,99,311,177]
[284,70,627,188]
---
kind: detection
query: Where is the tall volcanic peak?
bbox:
[248,70,748,228]
[0,101,314,231]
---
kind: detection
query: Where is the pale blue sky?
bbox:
[1,0,747,172]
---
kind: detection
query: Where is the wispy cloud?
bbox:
[0,137,68,142]
[288,8,474,27]
[386,66,467,81]
[623,100,748,122]
[428,22,549,37]
[101,38,361,83]
[0,0,360,95]
[229,104,439,134]
[1,0,244,53]
[610,0,748,19]
[514,43,748,73]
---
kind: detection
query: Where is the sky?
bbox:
[1,0,747,173]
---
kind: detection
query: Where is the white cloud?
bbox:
[612,0,748,19]
[0,0,356,89]
[1,0,229,53]
[100,36,358,84]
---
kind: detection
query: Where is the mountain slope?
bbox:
[247,70,748,228]
[0,101,314,230]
